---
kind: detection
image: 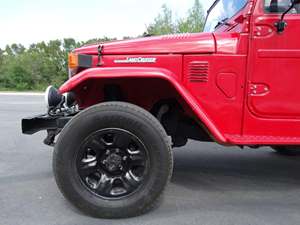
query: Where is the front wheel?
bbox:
[53,102,173,218]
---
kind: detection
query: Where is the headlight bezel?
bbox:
[68,53,93,78]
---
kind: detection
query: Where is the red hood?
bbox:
[74,33,216,55]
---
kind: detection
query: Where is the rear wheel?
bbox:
[53,102,173,218]
[272,146,300,156]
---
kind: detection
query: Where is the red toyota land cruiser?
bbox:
[22,0,300,218]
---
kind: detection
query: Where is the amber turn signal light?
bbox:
[68,53,78,69]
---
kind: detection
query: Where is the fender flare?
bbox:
[59,67,227,143]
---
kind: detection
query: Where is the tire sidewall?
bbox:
[53,103,172,217]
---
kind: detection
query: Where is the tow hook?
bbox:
[44,129,59,146]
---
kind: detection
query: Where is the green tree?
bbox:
[146,4,175,35]
[5,45,13,56]
[146,0,205,36]
[177,0,205,33]
[11,44,26,55]
[63,38,79,53]
[0,41,67,90]
[0,48,4,65]
[83,37,117,45]
[0,37,118,91]
[0,1,206,91]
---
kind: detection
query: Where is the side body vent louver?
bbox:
[188,61,209,83]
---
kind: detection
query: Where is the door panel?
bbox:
[248,16,300,119]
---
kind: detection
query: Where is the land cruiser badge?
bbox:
[114,57,157,64]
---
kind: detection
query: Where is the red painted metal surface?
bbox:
[182,54,247,138]
[60,67,227,144]
[75,33,216,55]
[243,0,300,139]
[60,0,300,146]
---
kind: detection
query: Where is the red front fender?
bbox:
[59,67,227,144]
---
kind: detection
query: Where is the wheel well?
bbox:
[72,77,213,147]
[150,99,212,147]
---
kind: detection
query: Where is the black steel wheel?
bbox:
[53,102,173,218]
[76,128,149,199]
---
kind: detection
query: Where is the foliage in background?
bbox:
[0,38,115,90]
[146,4,176,36]
[0,0,205,91]
[146,0,205,35]
[177,0,205,33]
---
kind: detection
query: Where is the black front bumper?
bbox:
[22,114,72,135]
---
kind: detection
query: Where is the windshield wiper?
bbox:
[204,0,221,30]
[214,18,231,29]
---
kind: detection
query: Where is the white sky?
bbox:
[0,0,212,48]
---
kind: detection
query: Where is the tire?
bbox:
[272,146,300,156]
[53,102,173,218]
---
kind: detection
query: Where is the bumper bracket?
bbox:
[22,114,72,135]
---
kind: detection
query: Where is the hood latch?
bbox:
[97,45,104,66]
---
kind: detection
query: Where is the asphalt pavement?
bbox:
[1,93,300,225]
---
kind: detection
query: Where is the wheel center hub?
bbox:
[104,152,123,172]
